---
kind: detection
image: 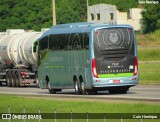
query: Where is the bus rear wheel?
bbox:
[118,88,128,94]
[74,81,80,95]
[85,89,97,95]
[80,81,86,95]
[109,88,128,94]
[35,74,39,88]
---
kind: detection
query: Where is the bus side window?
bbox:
[40,37,48,51]
[49,33,89,51]
[84,33,89,49]
[49,34,56,51]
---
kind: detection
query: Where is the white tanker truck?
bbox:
[0,29,42,87]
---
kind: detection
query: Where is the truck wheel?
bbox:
[15,73,20,87]
[7,74,12,87]
[35,74,39,88]
[11,73,16,87]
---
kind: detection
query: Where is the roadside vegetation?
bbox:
[136,30,160,85]
[0,0,138,31]
[0,1,159,122]
[138,47,160,61]
[139,63,160,85]
[0,95,159,122]
[136,30,160,46]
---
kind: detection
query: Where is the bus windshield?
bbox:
[94,28,135,77]
[94,28,134,59]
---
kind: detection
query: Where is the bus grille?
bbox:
[101,49,128,60]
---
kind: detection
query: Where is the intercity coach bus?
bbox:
[37,22,138,95]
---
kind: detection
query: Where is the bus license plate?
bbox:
[113,80,120,84]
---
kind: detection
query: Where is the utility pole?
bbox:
[52,0,56,25]
[87,0,89,22]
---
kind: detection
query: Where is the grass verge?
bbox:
[0,95,159,122]
[136,30,160,46]
[138,47,160,61]
[1,95,159,113]
[139,63,160,85]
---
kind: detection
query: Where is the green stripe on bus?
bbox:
[98,73,133,78]
[46,66,63,68]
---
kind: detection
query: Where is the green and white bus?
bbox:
[37,22,138,94]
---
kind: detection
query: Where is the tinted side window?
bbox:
[49,34,66,50]
[39,36,48,51]
[83,33,89,49]
[38,36,48,66]
[49,33,89,51]
[68,33,89,50]
[49,34,57,50]
[58,34,66,50]
[68,33,82,50]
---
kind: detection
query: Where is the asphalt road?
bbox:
[0,85,160,103]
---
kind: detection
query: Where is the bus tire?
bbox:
[85,90,97,95]
[74,81,80,95]
[109,88,128,94]
[49,89,56,94]
[80,81,86,95]
[118,88,128,94]
[35,74,39,88]
[109,90,116,94]
[46,75,49,89]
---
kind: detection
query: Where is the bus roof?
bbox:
[39,22,133,40]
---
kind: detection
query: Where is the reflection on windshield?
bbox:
[94,28,133,50]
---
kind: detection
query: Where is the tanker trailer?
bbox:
[0,32,6,85]
[0,29,42,87]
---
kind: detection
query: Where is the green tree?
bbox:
[56,0,87,24]
[0,0,139,32]
[89,0,138,12]
[0,0,53,31]
[142,4,160,33]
